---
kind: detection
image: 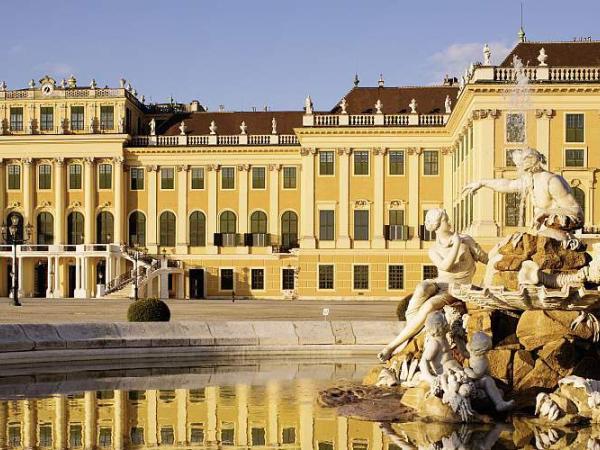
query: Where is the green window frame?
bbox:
[353,210,369,241]
[128,211,146,247]
[96,211,114,244]
[283,166,297,188]
[319,210,335,241]
[100,106,114,130]
[37,212,54,245]
[160,167,174,190]
[70,106,84,131]
[251,268,265,290]
[69,164,82,189]
[130,167,144,190]
[389,150,405,175]
[423,150,439,175]
[38,164,52,189]
[252,167,266,189]
[250,211,267,234]
[572,187,585,220]
[219,211,237,233]
[191,167,204,189]
[353,150,369,175]
[566,113,584,143]
[39,424,53,447]
[388,265,404,290]
[10,107,23,131]
[67,212,84,245]
[280,211,298,250]
[189,211,206,246]
[69,425,82,448]
[353,265,369,290]
[565,149,584,167]
[389,210,404,225]
[221,167,235,189]
[98,163,113,189]
[40,107,54,131]
[319,151,334,175]
[8,164,21,190]
[318,265,334,290]
[159,211,176,246]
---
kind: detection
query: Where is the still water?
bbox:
[0,359,598,450]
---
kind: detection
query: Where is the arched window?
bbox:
[159,211,176,246]
[5,212,24,242]
[281,211,298,250]
[128,211,146,247]
[96,211,114,244]
[189,211,206,247]
[67,212,84,245]
[37,212,54,244]
[572,186,585,222]
[219,211,237,234]
[250,211,267,234]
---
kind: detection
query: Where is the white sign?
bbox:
[322,308,330,317]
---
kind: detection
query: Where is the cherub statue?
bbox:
[464,332,515,412]
[378,209,488,361]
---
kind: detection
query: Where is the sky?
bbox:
[0,0,598,111]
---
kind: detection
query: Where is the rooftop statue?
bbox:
[149,118,156,136]
[304,95,313,114]
[483,43,492,66]
[538,47,548,66]
[444,95,452,114]
[409,98,417,114]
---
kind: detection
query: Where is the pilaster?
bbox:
[54,396,67,450]
[407,148,421,246]
[268,164,281,240]
[372,147,387,248]
[0,159,4,226]
[535,109,554,162]
[113,390,127,450]
[113,156,124,244]
[300,148,316,248]
[336,148,351,248]
[22,157,33,228]
[176,165,189,253]
[83,157,95,244]
[84,391,97,450]
[54,157,65,243]
[237,164,250,235]
[146,165,158,253]
[235,384,249,446]
[206,164,219,254]
[176,389,188,445]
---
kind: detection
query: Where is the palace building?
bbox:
[1,36,600,300]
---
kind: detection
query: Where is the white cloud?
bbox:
[35,62,75,78]
[428,41,512,82]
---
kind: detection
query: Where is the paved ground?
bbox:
[0,298,399,324]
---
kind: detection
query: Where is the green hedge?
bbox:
[127,298,171,322]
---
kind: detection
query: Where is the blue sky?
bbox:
[0,0,598,111]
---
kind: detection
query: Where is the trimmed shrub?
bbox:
[396,294,412,321]
[127,298,171,322]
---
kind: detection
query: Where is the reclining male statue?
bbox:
[378,208,488,362]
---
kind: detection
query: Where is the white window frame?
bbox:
[318,150,336,177]
[67,163,83,192]
[251,166,267,190]
[250,267,266,292]
[97,162,113,191]
[220,166,236,190]
[282,165,298,190]
[564,112,585,144]
[316,263,335,291]
[37,163,52,191]
[386,264,405,291]
[387,149,406,176]
[422,150,440,177]
[564,147,587,168]
[219,267,236,292]
[129,167,145,191]
[352,263,370,292]
[352,150,370,176]
[190,166,205,191]
[160,166,176,191]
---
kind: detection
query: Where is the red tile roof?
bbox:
[158,111,303,136]
[330,86,458,114]
[500,41,600,67]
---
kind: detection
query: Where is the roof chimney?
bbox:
[219,104,225,112]
[190,100,201,112]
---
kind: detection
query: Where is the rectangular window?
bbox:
[40,107,54,131]
[98,163,112,189]
[98,428,112,448]
[221,167,235,189]
[282,428,296,444]
[423,265,438,280]
[252,428,266,446]
[319,151,334,175]
[282,268,295,290]
[565,149,584,167]
[39,424,53,447]
[10,107,23,131]
[318,265,334,290]
[8,164,21,190]
[160,427,174,445]
[130,167,144,190]
[252,167,266,189]
[130,428,144,446]
[423,150,439,175]
[69,164,82,189]
[354,210,369,241]
[251,268,265,290]
[100,106,114,130]
[389,150,405,175]
[8,425,21,447]
[505,192,521,226]
[220,269,234,290]
[191,167,204,189]
[283,166,297,188]
[505,149,517,167]
[221,427,235,446]
[319,210,335,241]
[69,425,83,448]
[506,113,525,143]
[161,167,175,189]
[389,210,404,225]
[353,265,369,290]
[354,150,369,175]
[38,164,51,189]
[190,426,204,444]
[566,113,584,143]
[70,106,84,131]
[388,265,405,290]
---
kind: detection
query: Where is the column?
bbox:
[206,165,219,254]
[84,391,97,450]
[146,390,158,446]
[536,109,553,163]
[46,256,53,298]
[235,384,249,446]
[0,159,5,226]
[372,147,386,248]
[337,148,351,248]
[75,257,81,296]
[336,417,348,450]
[442,148,454,215]
[205,387,218,444]
[299,148,316,248]
[113,390,127,450]
[471,109,499,237]
[371,423,383,450]
[237,165,249,245]
[23,400,37,450]
[83,157,95,244]
[22,158,33,228]
[407,148,421,246]
[54,395,67,450]
[113,157,124,244]
[266,381,279,446]
[175,389,188,445]
[146,165,158,253]
[54,256,60,297]
[268,164,280,242]
[298,380,314,450]
[54,157,65,244]
[176,165,189,253]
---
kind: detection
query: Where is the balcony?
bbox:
[386,225,409,241]
[304,112,449,128]
[245,233,270,247]
[129,133,299,147]
[419,225,436,242]
[213,233,240,247]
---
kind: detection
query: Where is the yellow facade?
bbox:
[1,41,600,300]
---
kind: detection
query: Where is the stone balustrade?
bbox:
[131,133,299,147]
[467,65,600,84]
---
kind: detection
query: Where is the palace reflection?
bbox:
[0,381,399,450]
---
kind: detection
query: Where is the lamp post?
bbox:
[130,236,146,302]
[1,215,33,306]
